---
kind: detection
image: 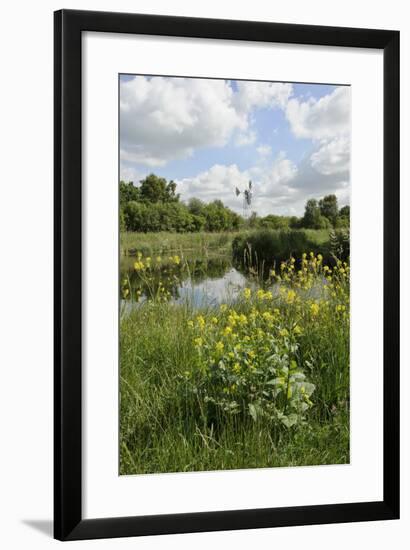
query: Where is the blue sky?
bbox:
[120,75,350,216]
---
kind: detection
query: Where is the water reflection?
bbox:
[176,267,248,307]
[120,252,327,312]
[120,254,252,309]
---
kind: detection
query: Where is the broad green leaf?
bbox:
[248,403,258,422]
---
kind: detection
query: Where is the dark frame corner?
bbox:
[54,9,400,541]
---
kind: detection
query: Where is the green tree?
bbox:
[139,174,180,203]
[119,208,126,232]
[289,216,300,229]
[124,201,148,231]
[301,199,330,229]
[119,181,140,206]
[203,201,229,231]
[339,205,350,218]
[260,214,290,230]
[337,204,350,228]
[187,197,205,216]
[166,180,179,202]
[319,194,339,226]
[302,199,320,228]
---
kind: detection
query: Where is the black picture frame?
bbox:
[54,9,400,541]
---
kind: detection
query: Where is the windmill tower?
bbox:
[235,180,253,218]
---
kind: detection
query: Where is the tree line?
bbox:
[120,174,350,233]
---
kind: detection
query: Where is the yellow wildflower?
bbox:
[228,314,237,326]
[257,289,265,300]
[310,303,320,316]
[249,311,257,322]
[194,337,203,348]
[196,315,205,329]
[223,326,233,336]
[215,341,224,353]
[286,289,296,304]
[239,314,247,325]
[187,320,194,328]
[262,311,273,322]
[243,288,251,300]
[220,304,228,312]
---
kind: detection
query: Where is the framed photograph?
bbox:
[54,9,400,541]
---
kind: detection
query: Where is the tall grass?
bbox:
[120,231,243,257]
[120,252,350,475]
[232,229,330,269]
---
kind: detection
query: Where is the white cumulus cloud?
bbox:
[256,144,272,157]
[285,87,351,205]
[235,81,293,112]
[176,153,299,216]
[120,77,294,167]
[286,87,350,140]
[120,76,248,166]
[310,136,350,176]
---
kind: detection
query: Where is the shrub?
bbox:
[232,229,329,271]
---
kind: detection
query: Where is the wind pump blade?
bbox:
[235,187,241,197]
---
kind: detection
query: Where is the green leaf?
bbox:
[281,413,298,428]
[248,403,258,422]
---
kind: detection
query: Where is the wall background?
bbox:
[0,1,407,548]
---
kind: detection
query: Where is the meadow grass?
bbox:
[120,253,350,475]
[120,231,243,257]
[120,229,332,259]
[232,228,332,270]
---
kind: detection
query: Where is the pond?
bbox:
[120,250,329,313]
[120,253,256,310]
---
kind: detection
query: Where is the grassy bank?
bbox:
[120,231,243,257]
[120,253,350,474]
[232,228,349,271]
[120,228,349,267]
